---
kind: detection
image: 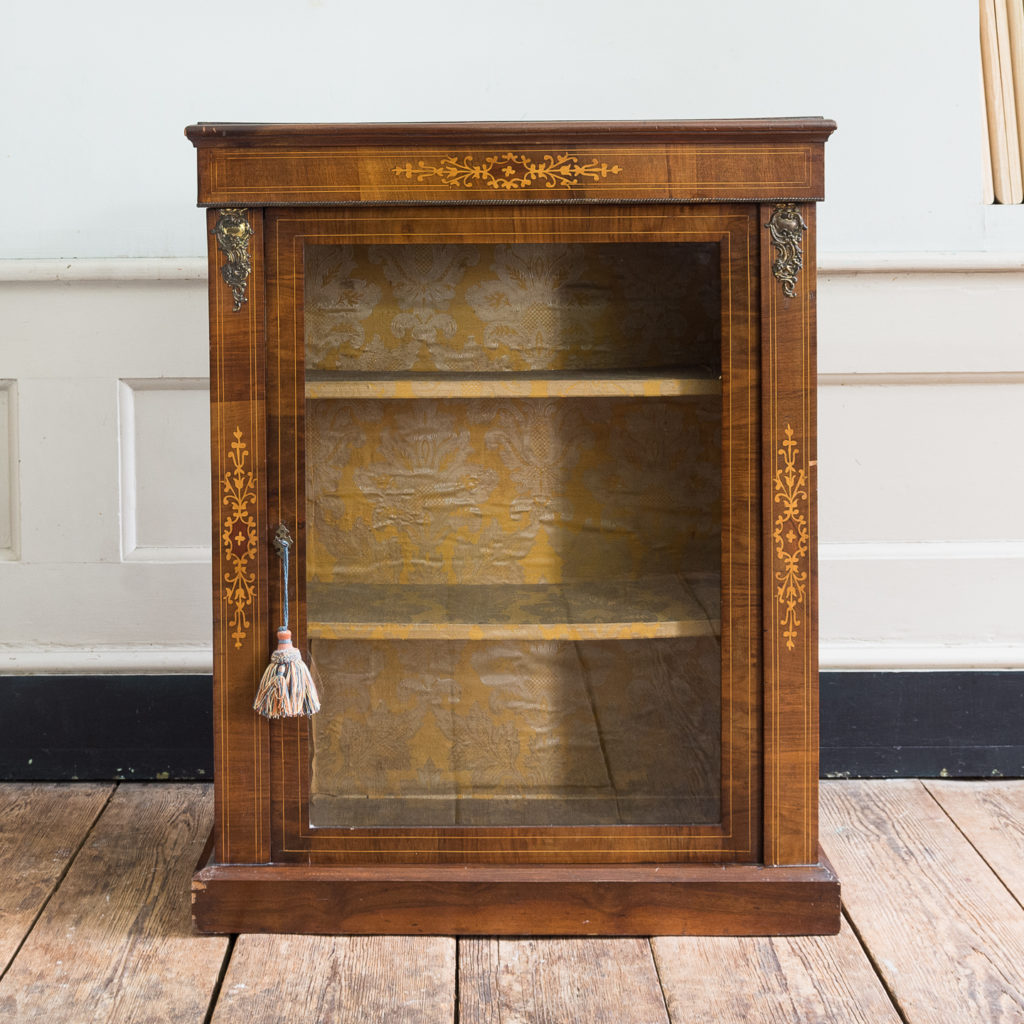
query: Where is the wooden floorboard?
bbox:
[651,918,901,1024]
[925,780,1024,906]
[210,934,456,1023]
[1,780,1023,1023]
[459,937,670,1024]
[0,783,112,976]
[0,783,226,1023]
[821,779,1024,1024]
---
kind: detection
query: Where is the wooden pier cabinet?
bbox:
[186,119,839,935]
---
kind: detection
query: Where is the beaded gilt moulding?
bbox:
[186,118,838,936]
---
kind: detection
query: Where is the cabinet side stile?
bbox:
[759,201,820,867]
[207,206,271,865]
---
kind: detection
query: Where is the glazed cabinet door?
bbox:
[263,203,762,865]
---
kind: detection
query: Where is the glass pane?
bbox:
[309,638,720,826]
[304,241,721,828]
[304,242,719,372]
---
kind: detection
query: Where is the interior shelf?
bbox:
[306,574,720,641]
[305,369,721,400]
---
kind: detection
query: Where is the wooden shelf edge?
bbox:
[307,620,719,641]
[305,577,721,641]
[192,838,840,936]
[305,373,722,400]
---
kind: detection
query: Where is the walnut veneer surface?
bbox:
[188,118,837,934]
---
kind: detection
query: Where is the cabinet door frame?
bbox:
[261,203,763,865]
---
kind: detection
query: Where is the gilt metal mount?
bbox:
[212,209,253,312]
[766,204,808,299]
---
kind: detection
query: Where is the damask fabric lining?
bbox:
[304,242,720,373]
[309,637,721,828]
[303,239,723,829]
[306,397,719,586]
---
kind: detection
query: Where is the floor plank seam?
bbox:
[454,936,461,1024]
[202,932,238,1024]
[838,905,911,1024]
[646,936,674,1022]
[921,781,1024,915]
[0,781,119,985]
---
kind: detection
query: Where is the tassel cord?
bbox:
[279,531,290,634]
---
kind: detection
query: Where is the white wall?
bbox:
[1,0,1022,672]
[3,0,1015,256]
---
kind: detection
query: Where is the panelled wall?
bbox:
[1,256,1022,676]
[0,265,211,674]
[817,256,1024,671]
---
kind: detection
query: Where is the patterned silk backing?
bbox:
[304,242,721,372]
[306,396,720,585]
[304,240,724,830]
[309,637,721,827]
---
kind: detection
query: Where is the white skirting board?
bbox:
[0,646,214,674]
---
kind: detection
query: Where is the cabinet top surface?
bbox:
[186,119,835,206]
[185,118,836,148]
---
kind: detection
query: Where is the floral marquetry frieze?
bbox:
[392,151,624,190]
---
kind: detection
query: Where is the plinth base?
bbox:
[192,840,840,936]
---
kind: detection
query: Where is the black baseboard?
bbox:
[0,676,213,781]
[819,671,1024,779]
[1,671,1021,781]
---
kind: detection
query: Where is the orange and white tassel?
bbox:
[254,525,320,719]
[253,628,320,718]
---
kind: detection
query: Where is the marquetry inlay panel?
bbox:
[222,427,258,648]
[772,424,809,651]
[391,151,624,190]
